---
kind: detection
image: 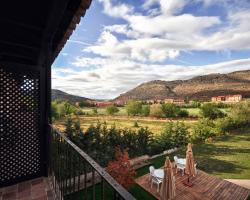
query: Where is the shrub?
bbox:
[200,103,226,119]
[177,109,189,117]
[215,117,236,134]
[126,99,142,116]
[133,121,139,127]
[190,100,201,108]
[150,104,163,117]
[51,101,59,120]
[65,117,75,140]
[141,105,150,116]
[106,105,119,115]
[106,148,135,189]
[79,100,90,107]
[156,121,189,150]
[161,103,180,118]
[215,102,250,133]
[191,119,216,142]
[230,101,250,124]
[216,102,230,108]
[92,107,98,114]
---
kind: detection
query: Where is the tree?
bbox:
[65,117,74,140]
[106,105,119,115]
[191,119,216,142]
[64,101,77,115]
[149,104,163,117]
[126,99,142,116]
[200,103,225,120]
[51,101,59,120]
[177,109,189,117]
[157,121,189,149]
[106,148,135,189]
[92,107,98,114]
[161,103,180,117]
[141,105,150,116]
[79,100,89,107]
[190,100,201,108]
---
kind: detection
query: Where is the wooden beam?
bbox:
[37,0,71,66]
[0,40,40,50]
[0,19,43,31]
[0,52,36,61]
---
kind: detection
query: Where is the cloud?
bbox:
[98,0,133,18]
[52,57,250,99]
[159,0,189,15]
[85,0,250,63]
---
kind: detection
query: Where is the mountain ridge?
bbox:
[52,89,91,102]
[114,70,250,102]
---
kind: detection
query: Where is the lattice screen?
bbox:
[0,66,42,186]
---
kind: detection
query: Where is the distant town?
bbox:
[80,94,243,108]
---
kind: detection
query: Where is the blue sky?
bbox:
[52,0,250,99]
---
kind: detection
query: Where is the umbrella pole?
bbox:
[183,175,193,187]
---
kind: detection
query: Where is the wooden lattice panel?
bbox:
[0,66,42,186]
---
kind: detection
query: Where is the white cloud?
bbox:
[98,0,133,18]
[52,57,250,99]
[85,0,250,63]
[159,0,189,15]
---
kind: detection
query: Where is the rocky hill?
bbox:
[114,70,250,101]
[52,89,90,102]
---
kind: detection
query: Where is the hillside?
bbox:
[52,89,90,102]
[114,70,250,101]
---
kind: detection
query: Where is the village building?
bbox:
[94,101,113,107]
[164,98,185,105]
[211,94,242,103]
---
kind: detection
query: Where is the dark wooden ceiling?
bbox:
[0,0,91,67]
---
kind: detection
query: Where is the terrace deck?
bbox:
[135,168,250,200]
[0,177,55,200]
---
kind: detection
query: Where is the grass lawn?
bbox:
[129,127,250,199]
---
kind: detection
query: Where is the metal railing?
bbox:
[48,125,135,200]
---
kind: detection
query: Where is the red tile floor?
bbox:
[0,177,56,200]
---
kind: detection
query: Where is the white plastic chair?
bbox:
[177,164,185,176]
[194,163,198,175]
[148,166,155,182]
[174,156,178,167]
[151,176,162,192]
[174,156,185,176]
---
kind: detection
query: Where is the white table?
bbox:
[153,169,164,179]
[177,158,186,166]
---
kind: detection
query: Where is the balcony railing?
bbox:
[48,125,135,200]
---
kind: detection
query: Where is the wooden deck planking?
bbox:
[135,167,250,200]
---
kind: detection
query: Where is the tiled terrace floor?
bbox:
[0,177,55,200]
[136,167,250,200]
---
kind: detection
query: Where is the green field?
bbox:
[55,115,197,135]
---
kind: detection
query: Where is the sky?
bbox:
[52,0,250,99]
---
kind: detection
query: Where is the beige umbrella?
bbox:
[160,157,176,200]
[184,143,196,186]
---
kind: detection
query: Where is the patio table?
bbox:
[153,169,164,180]
[177,158,186,166]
